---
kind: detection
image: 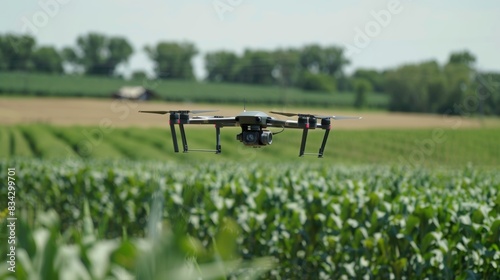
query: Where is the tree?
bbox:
[299,44,323,74]
[298,44,349,91]
[441,63,474,113]
[353,68,385,92]
[476,73,500,115]
[32,46,63,73]
[385,61,440,112]
[426,75,448,113]
[320,46,349,77]
[354,78,372,108]
[145,42,198,79]
[0,48,6,71]
[131,70,148,80]
[63,33,133,76]
[299,71,335,92]
[448,50,476,68]
[299,45,349,76]
[204,51,238,82]
[384,59,477,114]
[0,34,36,71]
[232,50,275,85]
[272,48,301,87]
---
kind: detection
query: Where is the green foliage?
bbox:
[232,49,275,85]
[353,68,385,93]
[32,46,64,74]
[476,72,500,115]
[272,48,301,87]
[0,207,273,279]
[63,32,134,76]
[448,50,476,68]
[386,61,439,112]
[131,70,148,81]
[203,44,349,89]
[0,34,36,71]
[0,159,499,279]
[385,60,478,114]
[144,41,198,79]
[299,44,349,77]
[204,51,239,82]
[299,71,336,92]
[354,78,372,108]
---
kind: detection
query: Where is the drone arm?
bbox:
[267,119,298,128]
[268,119,325,129]
[188,117,237,126]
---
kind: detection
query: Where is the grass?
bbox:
[0,71,389,108]
[2,124,499,167]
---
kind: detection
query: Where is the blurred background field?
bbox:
[0,72,389,108]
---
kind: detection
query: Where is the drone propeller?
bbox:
[139,110,218,115]
[270,111,362,120]
[318,115,362,120]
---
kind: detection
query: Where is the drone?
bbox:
[139,109,361,158]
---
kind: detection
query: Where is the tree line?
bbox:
[0,32,498,115]
[385,52,500,115]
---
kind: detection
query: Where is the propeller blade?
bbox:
[270,111,362,120]
[139,110,170,115]
[139,110,218,115]
[319,115,363,120]
[269,111,299,117]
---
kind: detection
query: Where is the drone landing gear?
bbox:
[215,125,222,154]
[299,127,308,157]
[169,117,222,154]
[179,124,188,153]
[317,128,331,158]
[169,121,179,153]
[299,118,331,158]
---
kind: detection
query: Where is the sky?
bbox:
[2,0,499,79]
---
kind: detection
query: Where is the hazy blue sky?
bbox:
[2,0,499,78]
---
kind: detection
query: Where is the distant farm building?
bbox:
[112,86,155,100]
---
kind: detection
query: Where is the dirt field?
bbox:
[1,97,499,130]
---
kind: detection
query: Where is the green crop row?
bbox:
[1,124,500,167]
[0,127,9,158]
[16,126,76,159]
[1,159,499,279]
